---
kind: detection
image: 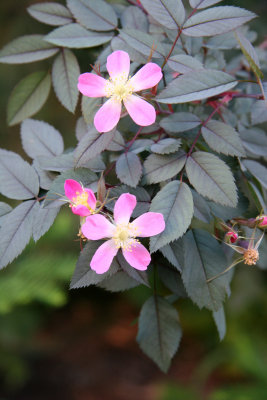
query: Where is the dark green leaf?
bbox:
[7,71,51,126]
[21,119,64,159]
[150,181,194,253]
[45,23,113,48]
[116,152,142,188]
[98,270,140,292]
[212,306,226,341]
[158,265,187,297]
[160,239,184,272]
[27,2,73,26]
[70,240,119,289]
[186,151,238,206]
[156,70,237,104]
[52,49,80,113]
[107,185,151,218]
[182,229,230,311]
[0,200,37,270]
[137,296,182,372]
[116,252,149,287]
[0,150,39,200]
[0,35,58,64]
[143,152,186,184]
[140,0,185,29]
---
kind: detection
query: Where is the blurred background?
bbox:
[0,1,267,399]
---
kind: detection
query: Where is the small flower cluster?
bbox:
[64,179,165,274]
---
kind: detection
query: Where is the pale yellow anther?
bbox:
[72,190,92,212]
[112,223,140,251]
[105,72,134,103]
[244,248,259,265]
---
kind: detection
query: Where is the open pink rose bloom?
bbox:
[77,50,163,132]
[64,179,96,217]
[81,193,165,274]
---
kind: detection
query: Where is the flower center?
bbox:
[72,191,91,210]
[243,249,259,265]
[112,223,139,251]
[105,73,134,102]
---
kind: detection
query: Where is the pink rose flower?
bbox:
[81,193,165,274]
[64,179,96,217]
[77,50,163,132]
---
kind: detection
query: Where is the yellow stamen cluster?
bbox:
[105,73,134,103]
[112,223,140,251]
[243,249,259,265]
[72,190,93,212]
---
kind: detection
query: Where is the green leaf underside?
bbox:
[44,23,113,48]
[186,151,238,207]
[27,2,73,26]
[150,181,194,253]
[0,200,37,270]
[0,35,58,64]
[160,112,201,133]
[202,120,245,156]
[70,241,119,289]
[74,128,115,167]
[116,152,142,188]
[183,6,256,37]
[7,71,51,126]
[137,296,182,372]
[67,0,117,31]
[182,229,230,311]
[140,0,185,29]
[52,49,80,113]
[21,119,64,158]
[143,152,186,184]
[156,70,237,104]
[0,150,39,200]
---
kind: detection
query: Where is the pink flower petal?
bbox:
[129,63,162,92]
[85,188,96,211]
[106,50,130,81]
[71,204,92,217]
[122,242,151,270]
[77,73,107,97]
[94,98,121,132]
[131,212,165,237]
[91,240,118,274]
[81,214,115,240]
[114,193,136,225]
[123,95,156,126]
[64,179,82,201]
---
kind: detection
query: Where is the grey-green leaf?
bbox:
[167,54,204,74]
[186,151,238,206]
[52,49,80,113]
[27,2,73,26]
[119,29,166,59]
[32,203,59,242]
[189,0,223,9]
[0,35,58,64]
[7,71,51,126]
[116,252,149,287]
[251,100,267,125]
[21,119,64,159]
[70,241,119,289]
[150,181,194,253]
[183,7,256,37]
[67,0,117,31]
[74,128,115,167]
[160,112,201,133]
[240,128,267,157]
[0,150,39,200]
[121,6,148,32]
[160,239,184,271]
[212,306,226,341]
[44,23,113,48]
[140,0,185,29]
[151,138,181,155]
[235,29,262,79]
[182,229,230,311]
[156,70,237,104]
[143,152,186,184]
[192,190,212,223]
[116,152,142,188]
[158,265,187,297]
[202,120,246,157]
[137,296,182,372]
[107,185,151,218]
[0,202,12,218]
[0,200,37,270]
[98,271,140,292]
[243,160,267,189]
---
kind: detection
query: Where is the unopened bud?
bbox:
[225,231,238,243]
[256,215,267,229]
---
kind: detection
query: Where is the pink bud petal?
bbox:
[122,242,151,270]
[64,179,82,201]
[85,188,97,211]
[131,212,165,237]
[91,240,118,274]
[106,50,130,81]
[129,63,162,92]
[123,95,156,126]
[71,204,92,217]
[77,73,107,97]
[114,193,136,225]
[94,98,121,132]
[82,214,115,240]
